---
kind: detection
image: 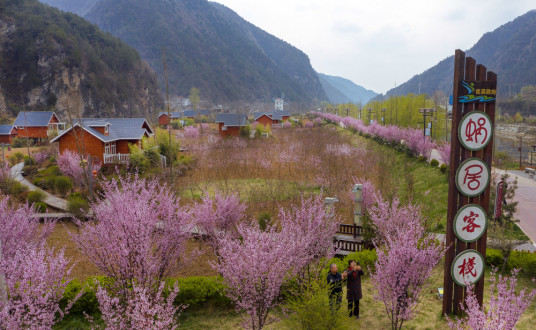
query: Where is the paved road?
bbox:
[497,169,536,245]
[10,162,68,211]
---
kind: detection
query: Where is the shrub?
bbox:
[165,276,231,309]
[440,164,447,173]
[55,176,73,196]
[170,120,181,130]
[33,201,47,213]
[258,211,272,231]
[486,248,536,275]
[22,164,38,177]
[8,180,27,196]
[11,137,27,148]
[67,192,90,219]
[328,249,378,275]
[42,165,61,177]
[240,125,251,137]
[44,176,57,191]
[23,155,36,166]
[177,155,194,166]
[430,159,439,167]
[27,190,46,205]
[9,152,24,165]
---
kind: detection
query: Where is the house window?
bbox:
[104,142,116,155]
[105,125,109,134]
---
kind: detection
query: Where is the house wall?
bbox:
[159,115,170,126]
[255,115,273,128]
[282,116,290,121]
[116,140,141,154]
[57,127,105,163]
[0,135,14,144]
[17,127,49,138]
[218,123,242,137]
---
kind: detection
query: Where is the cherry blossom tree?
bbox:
[0,247,74,328]
[193,192,246,248]
[71,176,194,296]
[369,197,446,330]
[279,194,339,272]
[447,269,536,330]
[438,143,451,166]
[183,126,200,139]
[0,162,11,183]
[57,150,101,185]
[213,223,298,330]
[0,196,76,328]
[96,282,181,329]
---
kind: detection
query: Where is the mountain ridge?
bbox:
[41,0,328,104]
[384,10,536,99]
[317,73,378,104]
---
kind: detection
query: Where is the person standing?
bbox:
[344,259,364,318]
[327,263,346,312]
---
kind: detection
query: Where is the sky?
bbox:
[214,0,535,94]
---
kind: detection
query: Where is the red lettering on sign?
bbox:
[462,211,481,233]
[465,117,488,145]
[458,257,477,278]
[463,165,483,191]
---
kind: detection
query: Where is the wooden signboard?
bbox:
[443,49,497,314]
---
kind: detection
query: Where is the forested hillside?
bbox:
[317,73,378,104]
[42,0,327,103]
[0,0,163,118]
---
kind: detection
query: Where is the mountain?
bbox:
[39,0,99,16]
[0,0,163,119]
[385,10,536,99]
[317,73,378,104]
[41,0,327,104]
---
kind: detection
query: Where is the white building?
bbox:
[274,98,284,111]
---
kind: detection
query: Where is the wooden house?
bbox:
[51,118,154,165]
[182,110,196,119]
[215,113,248,137]
[0,125,18,144]
[158,111,181,126]
[13,111,64,139]
[254,112,274,128]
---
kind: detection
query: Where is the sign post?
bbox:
[443,49,497,314]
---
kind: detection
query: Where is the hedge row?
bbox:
[60,276,231,320]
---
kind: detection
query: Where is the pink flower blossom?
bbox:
[57,150,101,185]
[96,282,181,329]
[447,269,536,330]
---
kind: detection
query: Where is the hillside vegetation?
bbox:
[0,0,163,118]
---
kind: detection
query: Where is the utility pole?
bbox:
[162,48,172,180]
[519,135,523,170]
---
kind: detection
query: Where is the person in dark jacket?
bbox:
[344,260,364,318]
[327,263,346,312]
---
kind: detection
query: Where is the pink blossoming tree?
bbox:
[71,176,194,295]
[57,150,101,185]
[369,197,446,330]
[213,223,298,330]
[96,282,181,329]
[447,269,536,330]
[193,192,246,248]
[0,196,76,328]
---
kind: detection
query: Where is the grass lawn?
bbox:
[178,178,321,202]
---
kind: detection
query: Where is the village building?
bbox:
[0,125,18,144]
[215,113,248,137]
[51,118,154,165]
[254,112,275,128]
[158,111,181,126]
[13,111,64,139]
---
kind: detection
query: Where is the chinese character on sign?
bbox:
[465,117,488,145]
[462,211,481,233]
[458,257,477,278]
[463,164,483,191]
